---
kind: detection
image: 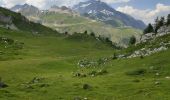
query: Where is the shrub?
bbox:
[97,69,108,75]
[83,84,91,90]
[90,32,95,37]
[88,70,97,76]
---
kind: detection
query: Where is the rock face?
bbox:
[49,6,78,15]
[0,13,12,24]
[73,0,146,29]
[157,26,170,35]
[11,3,40,16]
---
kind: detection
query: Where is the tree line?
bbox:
[144,14,170,34]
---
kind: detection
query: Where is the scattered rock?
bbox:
[29,77,44,84]
[127,46,168,58]
[155,73,160,76]
[155,81,161,85]
[165,76,170,79]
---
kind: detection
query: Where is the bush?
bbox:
[97,69,108,75]
[83,84,91,90]
[143,23,154,34]
[0,37,14,44]
[88,70,97,76]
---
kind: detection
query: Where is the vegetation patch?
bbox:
[126,68,147,76]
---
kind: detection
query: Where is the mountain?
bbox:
[11,3,40,16]
[10,4,142,47]
[73,0,146,29]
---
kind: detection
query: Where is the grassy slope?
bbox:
[28,12,142,46]
[0,26,170,100]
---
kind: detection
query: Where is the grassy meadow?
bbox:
[0,27,170,100]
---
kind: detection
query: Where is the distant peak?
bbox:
[23,3,29,6]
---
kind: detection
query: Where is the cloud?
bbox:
[117,3,170,24]
[0,0,130,9]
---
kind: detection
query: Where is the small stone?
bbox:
[155,73,160,76]
[165,76,170,79]
[155,81,161,85]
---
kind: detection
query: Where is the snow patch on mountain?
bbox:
[100,9,114,16]
[80,3,91,8]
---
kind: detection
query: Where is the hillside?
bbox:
[10,4,142,47]
[0,7,57,35]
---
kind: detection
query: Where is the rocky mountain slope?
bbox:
[73,0,146,29]
[11,4,40,16]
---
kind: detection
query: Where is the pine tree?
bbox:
[129,36,136,45]
[154,17,165,33]
[159,17,165,26]
[167,14,170,26]
[154,17,160,33]
[143,23,154,34]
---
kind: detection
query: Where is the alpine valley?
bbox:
[0,0,170,100]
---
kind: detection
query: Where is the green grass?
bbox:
[0,26,170,100]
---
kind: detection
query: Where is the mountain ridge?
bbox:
[73,0,146,29]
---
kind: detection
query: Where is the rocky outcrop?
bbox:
[140,25,170,43]
[127,46,168,58]
[0,13,12,24]
[157,25,170,35]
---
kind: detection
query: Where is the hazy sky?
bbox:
[0,0,170,24]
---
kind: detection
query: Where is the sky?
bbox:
[0,0,170,24]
